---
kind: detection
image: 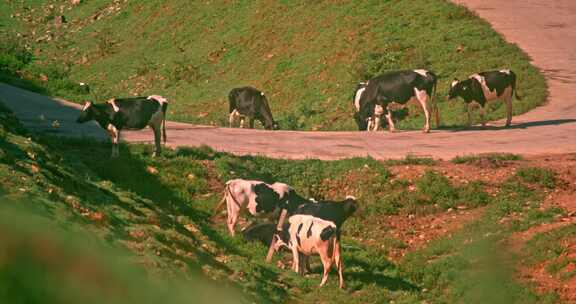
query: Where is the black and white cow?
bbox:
[352,81,378,130]
[76,95,168,157]
[213,179,307,236]
[228,86,279,130]
[243,196,358,245]
[448,69,520,127]
[355,69,438,132]
[292,196,358,235]
[277,214,344,288]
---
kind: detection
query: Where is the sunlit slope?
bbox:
[5,0,546,130]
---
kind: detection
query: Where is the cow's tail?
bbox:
[511,71,522,101]
[430,72,441,128]
[162,102,168,144]
[212,184,230,218]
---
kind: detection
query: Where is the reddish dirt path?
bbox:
[0,0,575,160]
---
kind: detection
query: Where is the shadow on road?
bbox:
[440,118,576,132]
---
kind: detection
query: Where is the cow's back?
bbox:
[114,97,162,129]
[288,215,336,254]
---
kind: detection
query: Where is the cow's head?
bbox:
[448,78,472,100]
[76,101,94,123]
[343,195,359,218]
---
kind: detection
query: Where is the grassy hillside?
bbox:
[2,0,546,130]
[2,99,573,302]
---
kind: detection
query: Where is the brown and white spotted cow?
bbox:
[355,69,439,132]
[449,69,520,127]
[213,179,307,236]
[76,95,168,157]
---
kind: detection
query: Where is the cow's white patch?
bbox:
[451,80,459,88]
[345,195,356,200]
[470,74,498,100]
[81,101,92,111]
[260,92,265,96]
[270,182,292,200]
[107,99,119,112]
[148,95,168,104]
[414,87,431,132]
[353,87,366,111]
[499,69,511,75]
[309,198,318,203]
[413,69,428,77]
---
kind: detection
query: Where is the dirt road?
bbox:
[0,0,575,160]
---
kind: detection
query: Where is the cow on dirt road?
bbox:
[228,87,279,130]
[449,69,520,127]
[355,70,439,132]
[76,95,168,157]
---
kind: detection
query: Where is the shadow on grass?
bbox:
[345,256,419,292]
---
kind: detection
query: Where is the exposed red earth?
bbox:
[0,0,575,160]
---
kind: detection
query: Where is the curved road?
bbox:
[1,0,575,160]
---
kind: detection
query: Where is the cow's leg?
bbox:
[480,106,487,127]
[466,103,473,127]
[372,115,381,131]
[226,193,241,236]
[366,118,373,131]
[318,246,333,287]
[291,246,300,274]
[240,117,245,128]
[504,88,513,127]
[249,118,255,129]
[334,240,345,289]
[150,125,162,157]
[298,253,307,275]
[305,256,312,274]
[229,111,237,128]
[385,111,395,132]
[107,124,119,158]
[415,89,431,133]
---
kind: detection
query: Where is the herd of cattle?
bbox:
[73,68,520,287]
[75,68,520,157]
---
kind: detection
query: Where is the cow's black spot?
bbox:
[320,226,336,241]
[296,223,304,247]
[253,183,280,213]
[307,222,313,238]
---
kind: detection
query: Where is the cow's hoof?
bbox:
[423,129,430,133]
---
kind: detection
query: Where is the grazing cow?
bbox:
[352,81,378,131]
[213,179,307,236]
[76,95,168,157]
[274,215,344,288]
[293,196,358,234]
[355,69,439,132]
[228,87,278,130]
[449,69,520,127]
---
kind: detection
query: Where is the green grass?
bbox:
[516,167,557,189]
[524,225,576,281]
[2,0,546,130]
[452,153,522,166]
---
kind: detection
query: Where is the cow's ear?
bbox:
[81,101,93,111]
[451,79,459,88]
